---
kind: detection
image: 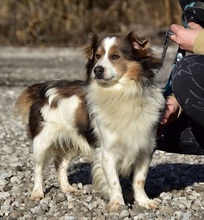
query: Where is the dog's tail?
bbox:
[14,83,43,124]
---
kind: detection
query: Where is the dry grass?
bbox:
[0,0,181,46]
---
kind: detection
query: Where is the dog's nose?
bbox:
[94,66,104,79]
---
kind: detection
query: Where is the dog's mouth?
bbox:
[93,76,118,87]
[94,76,114,82]
[93,65,117,85]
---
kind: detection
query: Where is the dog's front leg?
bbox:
[102,150,125,212]
[132,152,158,209]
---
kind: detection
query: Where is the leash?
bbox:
[159,28,186,97]
[161,30,186,97]
[160,30,174,65]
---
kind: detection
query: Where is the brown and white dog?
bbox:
[15,32,165,212]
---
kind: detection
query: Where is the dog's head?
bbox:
[83,32,161,86]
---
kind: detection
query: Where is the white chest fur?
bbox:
[87,80,164,175]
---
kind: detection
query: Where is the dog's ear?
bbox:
[125,31,149,52]
[126,31,162,72]
[83,33,98,82]
[83,33,98,60]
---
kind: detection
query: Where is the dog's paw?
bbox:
[61,185,77,194]
[105,200,124,213]
[30,190,44,202]
[138,199,158,209]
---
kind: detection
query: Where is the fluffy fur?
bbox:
[15,32,165,212]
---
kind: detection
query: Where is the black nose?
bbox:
[94,66,104,79]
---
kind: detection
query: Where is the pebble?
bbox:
[0,192,10,199]
[0,47,204,219]
[9,210,23,219]
[159,206,174,217]
[119,209,129,218]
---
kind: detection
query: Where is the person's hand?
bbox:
[157,96,180,137]
[160,96,180,125]
[170,22,203,52]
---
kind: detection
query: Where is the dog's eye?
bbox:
[95,54,101,59]
[111,54,120,60]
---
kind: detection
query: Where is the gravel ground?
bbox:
[0,46,204,220]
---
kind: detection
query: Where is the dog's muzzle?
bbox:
[94,65,104,79]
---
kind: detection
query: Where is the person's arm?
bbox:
[170,22,204,53]
[193,29,204,54]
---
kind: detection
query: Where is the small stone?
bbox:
[30,206,42,214]
[174,211,184,219]
[3,198,12,206]
[60,214,75,220]
[85,195,92,202]
[56,192,66,203]
[3,185,12,192]
[87,203,93,210]
[10,176,21,184]
[92,201,98,208]
[16,165,23,171]
[178,203,186,210]
[160,192,173,200]
[10,210,23,218]
[0,192,10,199]
[68,203,74,209]
[77,182,83,189]
[119,209,129,218]
[0,210,4,217]
[1,205,10,212]
[159,205,174,216]
[109,212,119,219]
[40,196,51,205]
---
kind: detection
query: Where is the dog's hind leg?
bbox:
[132,151,158,209]
[54,150,78,193]
[30,132,52,202]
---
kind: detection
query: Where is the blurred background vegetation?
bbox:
[0,0,182,47]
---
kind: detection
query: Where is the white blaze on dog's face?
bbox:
[93,37,118,83]
[91,35,145,86]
